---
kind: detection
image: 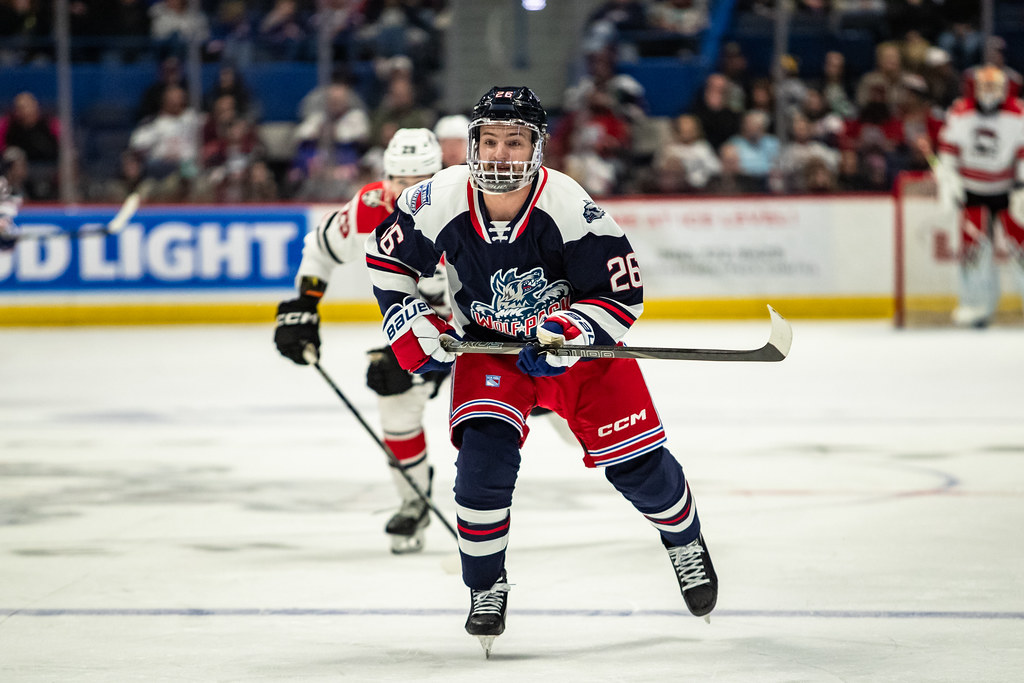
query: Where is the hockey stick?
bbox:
[11,192,141,243]
[441,305,793,362]
[302,344,459,542]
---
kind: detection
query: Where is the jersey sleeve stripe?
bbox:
[317,212,346,265]
[366,254,420,278]
[576,297,639,326]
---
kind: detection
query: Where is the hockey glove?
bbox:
[383,297,458,374]
[366,346,414,396]
[516,310,596,377]
[274,294,321,364]
[1011,187,1024,224]
[934,156,964,210]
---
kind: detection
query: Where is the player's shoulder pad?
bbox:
[395,165,470,220]
[536,167,624,240]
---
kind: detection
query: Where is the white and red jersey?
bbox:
[296,180,395,286]
[298,179,449,315]
[937,97,1024,196]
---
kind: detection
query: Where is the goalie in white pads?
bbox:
[934,64,1024,327]
[365,86,717,657]
[274,128,448,554]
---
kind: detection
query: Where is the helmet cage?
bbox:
[467,118,545,193]
[975,66,1008,113]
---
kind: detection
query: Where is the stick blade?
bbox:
[764,305,793,361]
[105,192,141,234]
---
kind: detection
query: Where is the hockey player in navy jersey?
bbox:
[365,86,717,654]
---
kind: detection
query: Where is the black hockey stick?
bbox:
[302,344,459,542]
[441,305,793,362]
[11,192,141,243]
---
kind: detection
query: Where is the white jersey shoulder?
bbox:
[535,167,625,242]
[395,164,469,241]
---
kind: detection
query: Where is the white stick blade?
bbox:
[106,192,141,234]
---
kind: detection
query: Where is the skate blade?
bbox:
[477,636,496,658]
[389,531,425,554]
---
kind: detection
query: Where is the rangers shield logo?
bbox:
[409,182,432,215]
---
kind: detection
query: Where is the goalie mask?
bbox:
[383,128,442,178]
[974,65,1008,114]
[468,86,548,193]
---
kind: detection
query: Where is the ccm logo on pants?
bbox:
[598,410,647,437]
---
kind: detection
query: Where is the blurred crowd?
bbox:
[0,0,1018,203]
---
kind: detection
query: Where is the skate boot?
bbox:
[385,466,432,554]
[465,570,511,658]
[664,533,718,622]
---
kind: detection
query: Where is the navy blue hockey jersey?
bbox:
[365,164,643,345]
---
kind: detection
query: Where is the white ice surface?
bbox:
[1,319,1022,682]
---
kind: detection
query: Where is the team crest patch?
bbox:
[409,182,432,215]
[582,199,605,223]
[485,375,501,387]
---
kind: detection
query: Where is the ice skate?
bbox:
[385,466,432,554]
[951,305,991,328]
[664,534,717,622]
[465,571,510,658]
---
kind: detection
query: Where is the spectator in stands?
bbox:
[803,156,837,193]
[434,114,469,167]
[718,41,750,113]
[581,0,650,56]
[369,75,435,150]
[206,0,254,68]
[650,114,721,194]
[841,82,902,158]
[72,0,151,63]
[774,112,840,193]
[921,47,960,109]
[288,82,370,200]
[836,148,871,192]
[936,1,982,71]
[707,142,763,195]
[776,55,809,129]
[203,63,255,121]
[149,0,210,59]
[137,55,190,122]
[644,0,709,57]
[94,149,146,203]
[548,86,633,196]
[723,110,780,192]
[691,73,742,151]
[799,88,845,147]
[565,48,649,127]
[198,116,265,203]
[0,92,60,200]
[895,73,943,152]
[357,0,440,67]
[747,78,777,137]
[819,50,857,120]
[258,0,310,61]
[1,147,29,200]
[128,84,201,201]
[856,42,906,112]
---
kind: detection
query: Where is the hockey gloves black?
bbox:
[366,345,414,396]
[274,294,321,364]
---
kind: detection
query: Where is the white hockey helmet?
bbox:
[974,64,1008,113]
[434,114,470,140]
[383,128,442,178]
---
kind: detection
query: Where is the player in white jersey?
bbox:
[274,128,448,554]
[934,64,1024,327]
[365,86,717,656]
[0,155,24,251]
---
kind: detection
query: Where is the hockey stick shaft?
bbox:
[11,192,140,242]
[441,305,792,362]
[302,345,459,542]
